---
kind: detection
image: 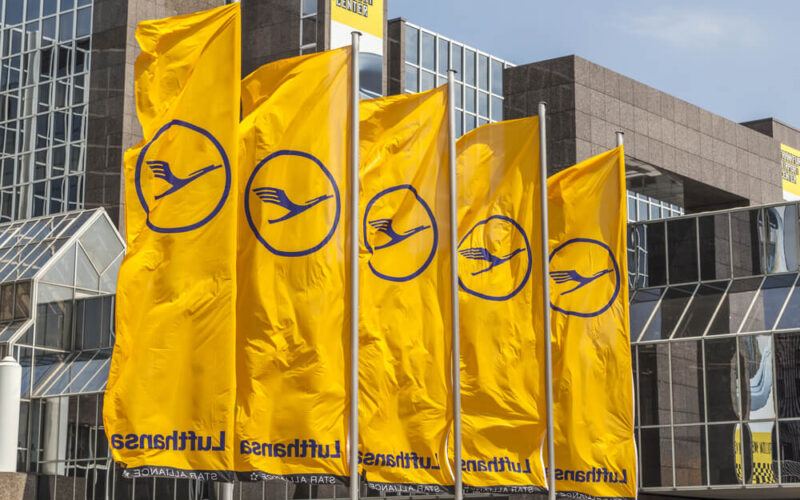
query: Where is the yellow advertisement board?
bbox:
[781,144,800,200]
[331,0,383,39]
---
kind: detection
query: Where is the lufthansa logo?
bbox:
[549,238,620,317]
[135,120,231,233]
[244,150,341,257]
[363,185,438,282]
[457,215,532,301]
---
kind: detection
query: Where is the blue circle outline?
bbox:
[363,184,438,282]
[244,150,340,257]
[135,119,231,233]
[457,215,532,301]
[549,238,621,318]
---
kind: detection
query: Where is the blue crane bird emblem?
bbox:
[253,187,333,224]
[368,218,431,249]
[458,246,525,275]
[146,160,222,200]
[550,268,613,295]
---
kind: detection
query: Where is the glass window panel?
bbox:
[77,296,102,349]
[705,337,740,422]
[699,213,731,280]
[673,281,727,338]
[59,12,73,42]
[775,332,800,418]
[42,16,56,41]
[464,49,475,85]
[61,0,75,10]
[301,16,316,46]
[765,204,799,273]
[639,427,673,487]
[674,425,706,486]
[637,198,649,221]
[739,335,775,423]
[32,352,66,390]
[27,0,42,20]
[465,86,475,113]
[667,217,698,284]
[741,274,795,333]
[14,280,29,319]
[36,297,73,349]
[490,95,502,122]
[437,38,448,74]
[83,357,110,393]
[478,91,488,117]
[642,221,666,287]
[420,32,434,70]
[777,282,800,330]
[404,25,418,65]
[78,0,90,6]
[491,59,503,95]
[707,424,741,485]
[5,0,23,25]
[630,287,663,341]
[451,44,462,80]
[100,252,122,293]
[732,209,764,277]
[454,82,462,108]
[464,113,475,133]
[302,0,316,16]
[43,352,93,396]
[671,341,705,423]
[420,70,434,91]
[637,343,671,426]
[779,421,800,482]
[455,110,463,137]
[707,277,763,335]
[404,63,418,93]
[478,54,489,90]
[641,285,695,341]
[75,243,98,290]
[0,283,13,321]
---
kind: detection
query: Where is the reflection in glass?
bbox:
[765,204,799,273]
[673,281,727,338]
[739,336,774,421]
[464,49,475,85]
[404,64,418,92]
[638,344,671,426]
[741,274,796,333]
[699,213,731,280]
[421,32,434,70]
[731,209,763,277]
[437,38,449,74]
[641,285,695,341]
[668,217,698,283]
[674,425,705,486]
[630,288,663,341]
[639,427,672,487]
[646,221,667,286]
[707,278,763,335]
[404,25,418,65]
[735,421,776,484]
[779,421,800,483]
[671,341,704,423]
[705,338,739,422]
[775,333,800,418]
[707,423,740,485]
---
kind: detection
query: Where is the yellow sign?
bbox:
[782,144,800,199]
[331,0,383,39]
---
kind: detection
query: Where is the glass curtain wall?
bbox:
[0,0,92,223]
[402,22,509,136]
[631,201,800,494]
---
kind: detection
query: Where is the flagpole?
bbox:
[447,69,463,500]
[616,131,624,147]
[539,102,556,500]
[350,31,361,500]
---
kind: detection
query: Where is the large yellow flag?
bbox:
[547,146,636,499]
[236,48,351,483]
[105,4,240,479]
[358,87,453,492]
[455,117,547,494]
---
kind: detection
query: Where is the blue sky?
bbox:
[389,1,798,128]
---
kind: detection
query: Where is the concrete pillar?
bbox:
[214,481,234,500]
[41,396,68,475]
[0,356,21,472]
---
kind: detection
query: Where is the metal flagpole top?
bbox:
[616,131,624,147]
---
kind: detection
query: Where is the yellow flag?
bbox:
[547,146,636,499]
[455,116,547,494]
[358,87,453,492]
[236,48,351,483]
[104,4,240,479]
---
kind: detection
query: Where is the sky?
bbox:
[388,0,799,128]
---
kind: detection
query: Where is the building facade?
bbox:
[1,1,800,499]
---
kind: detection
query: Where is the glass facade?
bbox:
[0,0,92,223]
[402,22,510,135]
[300,0,317,55]
[631,201,800,494]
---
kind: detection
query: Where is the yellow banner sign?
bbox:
[331,0,383,39]
[782,144,800,200]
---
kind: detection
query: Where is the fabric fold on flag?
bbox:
[455,116,548,494]
[358,86,454,493]
[104,3,240,480]
[235,47,352,484]
[547,145,636,500]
